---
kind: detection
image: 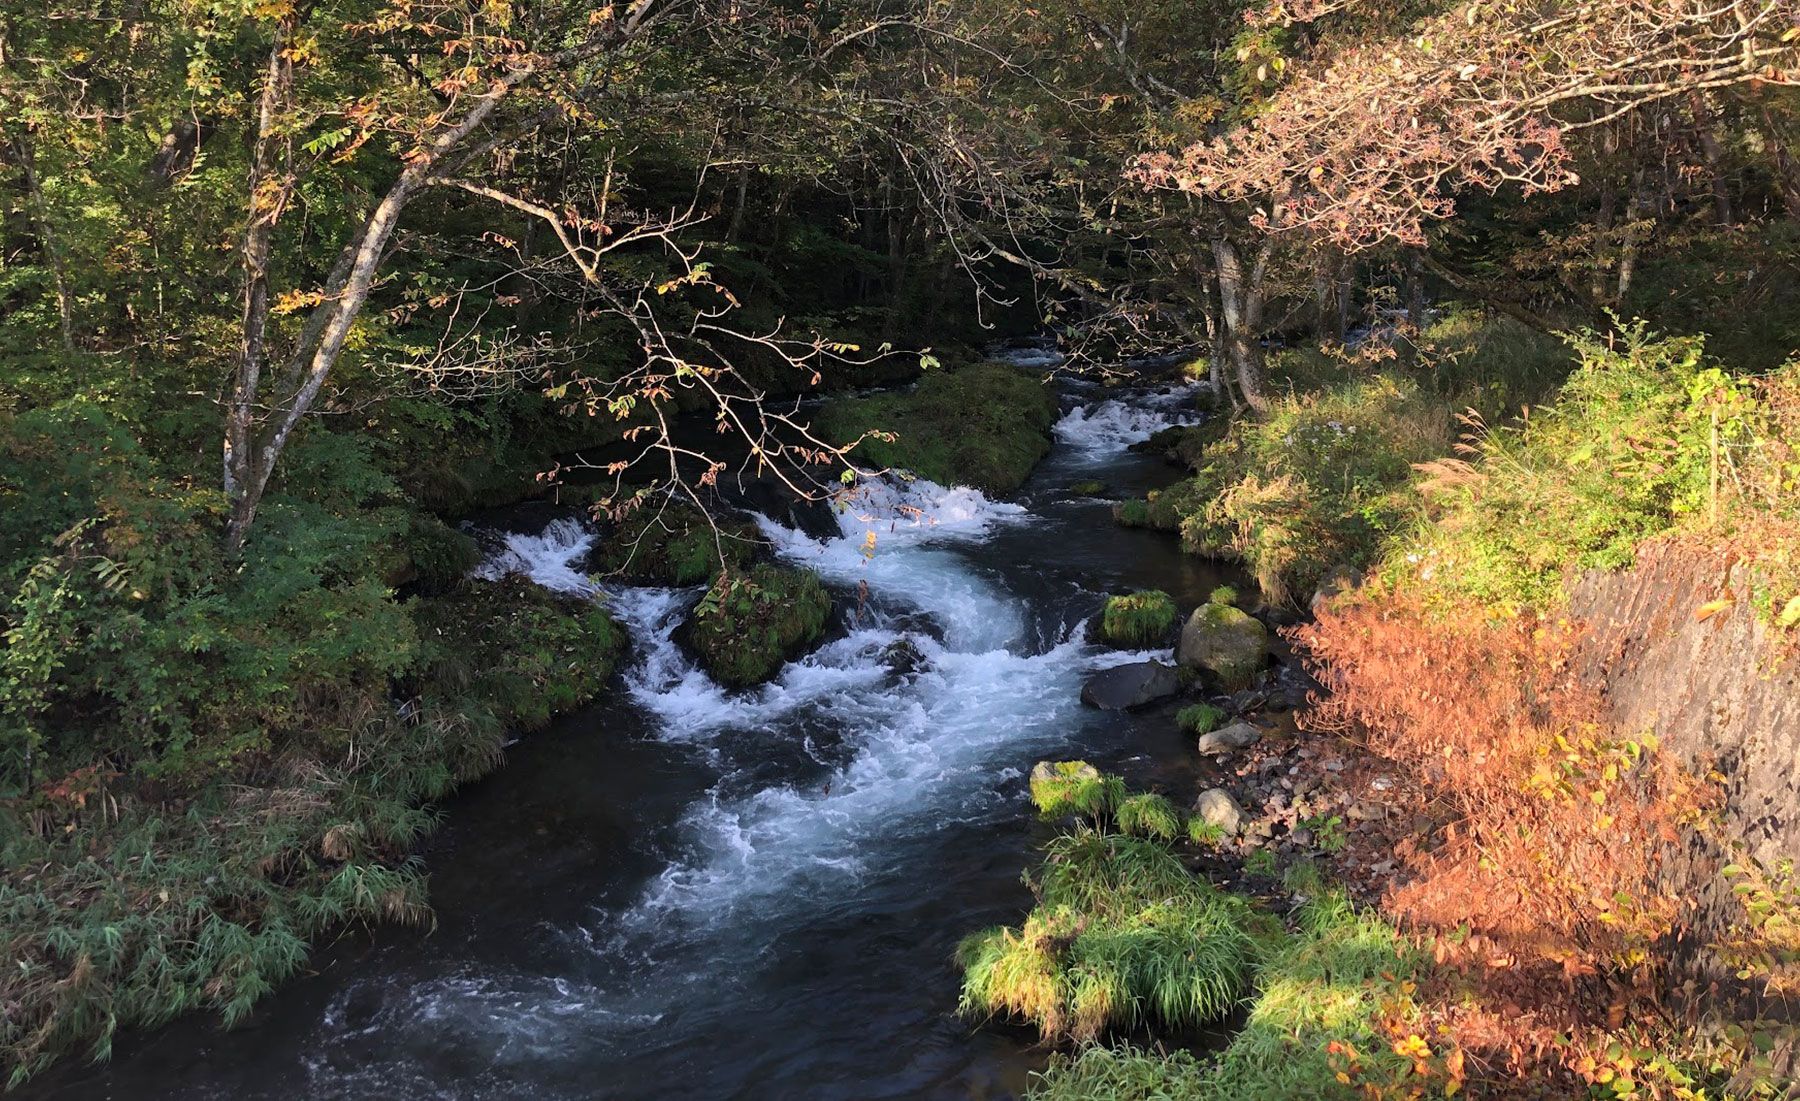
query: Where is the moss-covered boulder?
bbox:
[1175,599,1268,689]
[1113,478,1207,531]
[412,576,624,730]
[814,363,1058,494]
[595,503,762,585]
[1097,590,1178,648]
[686,564,832,687]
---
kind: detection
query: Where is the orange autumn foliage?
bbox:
[1295,591,1710,981]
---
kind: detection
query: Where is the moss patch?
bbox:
[412,576,624,731]
[595,503,763,586]
[687,563,832,687]
[815,363,1058,494]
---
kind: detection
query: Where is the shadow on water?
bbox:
[23,382,1247,1101]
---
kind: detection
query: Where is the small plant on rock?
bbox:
[1208,585,1239,606]
[1177,703,1226,736]
[1100,590,1178,647]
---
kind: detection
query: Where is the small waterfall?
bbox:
[1053,384,1205,457]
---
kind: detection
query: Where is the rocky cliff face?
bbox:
[1568,540,1800,981]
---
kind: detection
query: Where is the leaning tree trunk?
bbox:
[1211,235,1271,413]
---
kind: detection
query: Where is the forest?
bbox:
[4,0,1800,1097]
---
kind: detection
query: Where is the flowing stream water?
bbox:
[29,381,1238,1101]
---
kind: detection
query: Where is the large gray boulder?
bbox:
[1193,788,1246,835]
[1197,721,1262,757]
[1080,660,1180,710]
[1176,603,1268,688]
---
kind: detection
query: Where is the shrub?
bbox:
[686,564,832,687]
[1208,584,1238,605]
[1176,703,1226,735]
[1099,590,1177,647]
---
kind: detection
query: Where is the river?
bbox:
[28,381,1239,1101]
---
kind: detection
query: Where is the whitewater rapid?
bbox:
[283,381,1207,1097]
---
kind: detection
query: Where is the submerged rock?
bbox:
[1193,788,1245,835]
[881,636,928,676]
[1197,721,1262,757]
[1080,660,1180,710]
[1176,602,1268,689]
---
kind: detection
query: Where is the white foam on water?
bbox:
[1054,385,1206,456]
[305,462,1134,1092]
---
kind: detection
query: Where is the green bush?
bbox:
[686,563,832,687]
[1099,590,1177,647]
[1391,324,1750,613]
[1176,703,1226,735]
[1208,584,1238,605]
[815,363,1058,494]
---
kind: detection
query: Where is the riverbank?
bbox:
[995,317,1800,1099]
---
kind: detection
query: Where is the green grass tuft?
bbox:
[960,831,1264,1042]
[1116,793,1183,842]
[1176,703,1226,736]
[1099,590,1178,647]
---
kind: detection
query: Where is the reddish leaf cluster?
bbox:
[1137,0,1800,248]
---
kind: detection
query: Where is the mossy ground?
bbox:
[814,363,1058,494]
[686,563,832,687]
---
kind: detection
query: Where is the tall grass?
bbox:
[958,827,1266,1042]
[1023,882,1429,1101]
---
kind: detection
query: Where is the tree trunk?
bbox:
[1211,235,1270,413]
[223,16,297,556]
[1617,168,1647,303]
[1689,93,1733,226]
[10,136,75,351]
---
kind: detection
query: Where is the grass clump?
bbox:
[815,363,1058,494]
[1023,881,1437,1101]
[1070,479,1107,496]
[686,563,832,687]
[1030,761,1125,822]
[958,831,1266,1042]
[1099,590,1178,647]
[1176,703,1226,735]
[1115,793,1183,842]
[1208,584,1238,606]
